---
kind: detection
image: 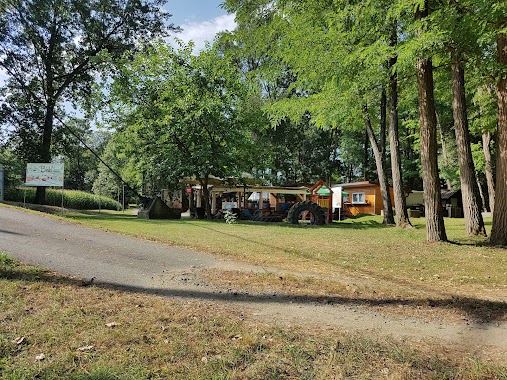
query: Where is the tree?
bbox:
[441,3,486,236]
[470,85,496,213]
[450,48,486,235]
[491,31,507,245]
[414,1,447,242]
[0,0,176,203]
[388,23,412,228]
[106,41,257,218]
[224,0,399,224]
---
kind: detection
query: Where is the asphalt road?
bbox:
[0,205,218,288]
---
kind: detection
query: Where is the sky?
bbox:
[164,1,236,51]
[0,1,237,84]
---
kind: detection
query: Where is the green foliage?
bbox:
[0,0,175,204]
[224,210,238,224]
[0,148,25,192]
[104,40,259,191]
[5,188,121,210]
[0,253,17,267]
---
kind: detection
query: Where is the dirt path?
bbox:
[1,205,507,356]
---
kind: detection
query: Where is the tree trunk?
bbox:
[201,175,212,220]
[363,104,395,225]
[450,49,486,236]
[416,2,447,242]
[491,33,507,245]
[388,25,412,228]
[380,90,387,161]
[482,131,495,214]
[363,129,369,181]
[35,102,55,204]
[476,174,486,212]
[437,117,452,190]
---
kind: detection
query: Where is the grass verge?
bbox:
[1,253,506,379]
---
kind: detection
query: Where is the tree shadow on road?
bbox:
[2,263,506,326]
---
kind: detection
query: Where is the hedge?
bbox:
[5,187,122,210]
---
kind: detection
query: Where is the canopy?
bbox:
[248,192,260,201]
[316,187,330,195]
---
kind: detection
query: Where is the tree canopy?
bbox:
[0,0,177,203]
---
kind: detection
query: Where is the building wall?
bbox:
[344,186,376,216]
[343,185,395,216]
[406,191,424,207]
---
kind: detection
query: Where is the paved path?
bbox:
[0,205,218,288]
[1,205,507,356]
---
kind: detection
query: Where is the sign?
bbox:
[222,201,238,210]
[25,163,64,187]
[331,186,343,210]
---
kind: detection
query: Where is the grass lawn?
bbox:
[2,205,507,378]
[1,254,506,379]
[64,211,507,300]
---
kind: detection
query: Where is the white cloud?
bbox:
[173,13,236,52]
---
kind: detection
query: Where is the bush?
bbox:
[5,187,122,210]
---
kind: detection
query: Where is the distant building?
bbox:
[333,181,395,217]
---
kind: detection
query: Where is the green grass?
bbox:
[1,253,506,379]
[62,211,507,299]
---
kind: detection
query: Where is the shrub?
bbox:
[5,187,122,210]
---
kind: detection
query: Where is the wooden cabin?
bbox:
[336,181,395,217]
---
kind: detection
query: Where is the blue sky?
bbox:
[164,1,236,51]
[167,1,228,24]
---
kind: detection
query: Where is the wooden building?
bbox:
[335,181,395,217]
[441,189,463,218]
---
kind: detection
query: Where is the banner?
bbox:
[25,163,64,187]
[331,186,342,209]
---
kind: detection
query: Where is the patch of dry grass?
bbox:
[1,254,506,379]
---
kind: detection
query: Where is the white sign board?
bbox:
[25,163,64,187]
[331,186,343,210]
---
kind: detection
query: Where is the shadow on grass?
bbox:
[2,264,506,326]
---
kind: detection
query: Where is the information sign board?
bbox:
[25,163,64,187]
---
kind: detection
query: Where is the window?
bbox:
[352,192,366,204]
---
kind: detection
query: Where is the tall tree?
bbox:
[415,1,447,242]
[363,104,395,224]
[434,1,487,235]
[469,0,507,245]
[450,48,486,235]
[388,24,412,228]
[491,32,507,244]
[0,0,176,203]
